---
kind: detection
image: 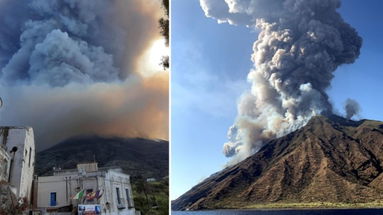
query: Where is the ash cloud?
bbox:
[0,74,168,150]
[0,0,168,150]
[1,0,163,86]
[344,98,360,119]
[200,0,362,161]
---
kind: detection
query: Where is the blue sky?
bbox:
[171,0,383,200]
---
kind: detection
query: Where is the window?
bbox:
[28,147,32,167]
[126,188,132,208]
[50,192,57,206]
[116,187,121,205]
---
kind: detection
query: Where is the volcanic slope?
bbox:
[172,115,383,210]
[36,136,168,179]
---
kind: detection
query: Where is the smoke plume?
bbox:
[344,98,360,119]
[0,0,168,150]
[200,0,362,161]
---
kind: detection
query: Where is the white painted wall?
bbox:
[37,166,136,215]
[101,170,135,215]
[37,175,78,208]
[0,127,35,203]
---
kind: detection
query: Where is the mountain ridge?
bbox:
[172,115,383,210]
[35,135,169,179]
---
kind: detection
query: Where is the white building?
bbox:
[0,126,35,205]
[37,163,136,215]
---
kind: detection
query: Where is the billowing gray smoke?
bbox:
[345,98,360,119]
[200,0,362,162]
[0,0,168,150]
[0,0,142,86]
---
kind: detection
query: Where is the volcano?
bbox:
[172,115,383,210]
[35,136,169,179]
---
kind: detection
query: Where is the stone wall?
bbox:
[0,146,10,182]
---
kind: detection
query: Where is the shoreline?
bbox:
[173,202,383,212]
[172,208,383,212]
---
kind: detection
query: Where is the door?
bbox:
[50,192,57,206]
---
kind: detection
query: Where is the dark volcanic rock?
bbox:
[36,136,168,179]
[172,115,383,210]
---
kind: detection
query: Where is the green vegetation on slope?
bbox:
[133,177,169,215]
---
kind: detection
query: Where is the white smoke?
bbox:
[200,0,362,161]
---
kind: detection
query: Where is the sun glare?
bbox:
[138,38,169,77]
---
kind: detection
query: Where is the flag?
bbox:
[72,190,84,200]
[96,189,104,199]
[86,191,97,200]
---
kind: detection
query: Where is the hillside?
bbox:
[172,115,383,210]
[35,135,168,179]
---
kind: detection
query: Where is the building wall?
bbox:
[101,170,135,215]
[0,127,35,203]
[37,167,135,215]
[37,175,79,208]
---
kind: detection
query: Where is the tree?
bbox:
[159,0,169,69]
